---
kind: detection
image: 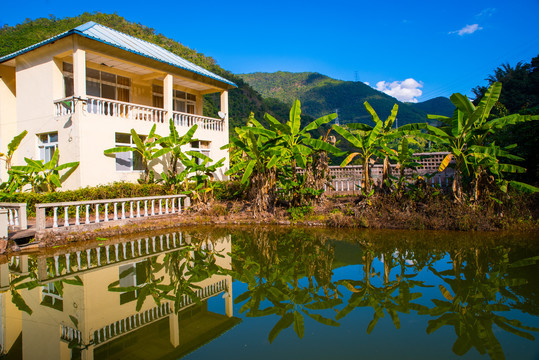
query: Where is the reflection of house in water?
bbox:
[0,231,238,359]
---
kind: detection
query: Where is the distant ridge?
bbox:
[239,71,455,125]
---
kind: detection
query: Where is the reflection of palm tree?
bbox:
[231,229,342,343]
[423,247,539,360]
[108,235,226,314]
[336,243,430,333]
[6,257,83,315]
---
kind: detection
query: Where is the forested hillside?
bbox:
[0,13,291,129]
[239,71,454,125]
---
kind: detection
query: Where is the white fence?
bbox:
[0,203,28,230]
[172,111,224,131]
[35,195,189,231]
[54,96,225,132]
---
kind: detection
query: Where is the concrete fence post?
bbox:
[36,206,46,231]
[0,209,8,239]
[19,203,27,230]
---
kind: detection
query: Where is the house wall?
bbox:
[0,65,17,182]
[2,36,230,191]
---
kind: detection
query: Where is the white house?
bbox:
[0,21,236,190]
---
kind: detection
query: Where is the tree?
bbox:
[9,149,79,192]
[401,82,538,202]
[104,124,161,184]
[155,120,198,190]
[332,102,398,194]
[472,55,539,183]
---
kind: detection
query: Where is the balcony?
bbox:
[54,96,225,132]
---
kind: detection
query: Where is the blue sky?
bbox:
[2,0,538,102]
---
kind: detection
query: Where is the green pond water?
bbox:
[0,227,538,360]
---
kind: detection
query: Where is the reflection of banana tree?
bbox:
[336,245,430,333]
[230,229,342,343]
[6,256,83,315]
[422,249,539,360]
[108,242,226,313]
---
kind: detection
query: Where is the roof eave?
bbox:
[0,29,237,90]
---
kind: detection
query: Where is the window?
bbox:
[115,133,145,171]
[119,262,148,304]
[38,132,58,163]
[190,140,210,165]
[41,282,63,311]
[63,62,131,101]
[152,85,196,114]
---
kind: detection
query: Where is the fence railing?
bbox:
[172,111,224,131]
[35,195,190,231]
[91,279,227,346]
[39,232,186,282]
[54,97,225,132]
[324,173,453,193]
[0,203,28,230]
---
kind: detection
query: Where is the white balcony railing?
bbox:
[172,111,224,131]
[85,96,166,123]
[54,97,225,131]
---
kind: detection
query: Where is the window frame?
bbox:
[37,132,58,163]
[152,84,197,114]
[63,62,131,102]
[114,132,146,172]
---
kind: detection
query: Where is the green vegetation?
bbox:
[472,55,539,184]
[0,131,79,194]
[224,100,340,212]
[333,102,399,193]
[238,71,455,126]
[401,82,538,203]
[0,13,293,130]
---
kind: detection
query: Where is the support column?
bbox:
[220,90,230,175]
[220,90,229,125]
[81,345,94,360]
[196,94,203,116]
[168,312,180,347]
[225,275,233,318]
[164,74,173,121]
[72,38,86,102]
[0,262,9,288]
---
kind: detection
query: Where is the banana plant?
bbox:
[104,124,161,184]
[223,113,283,213]
[261,100,340,206]
[0,130,27,171]
[155,120,198,180]
[181,151,225,206]
[381,137,423,194]
[10,149,79,192]
[400,82,538,202]
[333,102,398,193]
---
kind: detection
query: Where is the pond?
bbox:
[0,227,538,360]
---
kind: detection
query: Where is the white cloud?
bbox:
[477,8,496,17]
[449,24,483,36]
[375,78,423,103]
[363,81,370,86]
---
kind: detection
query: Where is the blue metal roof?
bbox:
[0,21,236,88]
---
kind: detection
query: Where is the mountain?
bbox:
[238,72,455,125]
[0,13,291,129]
[409,97,455,117]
